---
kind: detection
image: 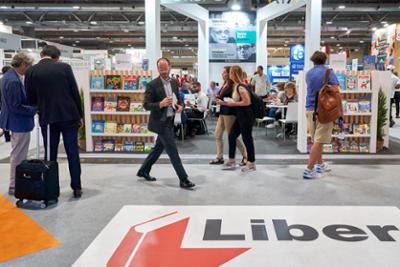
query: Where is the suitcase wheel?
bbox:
[16,199,24,207]
[40,202,48,209]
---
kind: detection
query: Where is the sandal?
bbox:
[209,158,224,165]
[239,157,248,166]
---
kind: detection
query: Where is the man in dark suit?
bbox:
[0,66,12,142]
[137,58,195,189]
[25,45,83,198]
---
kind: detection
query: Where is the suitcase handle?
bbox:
[26,159,51,169]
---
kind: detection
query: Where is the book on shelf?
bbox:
[94,141,103,152]
[140,123,149,133]
[116,123,124,134]
[117,96,131,112]
[105,75,122,90]
[91,76,105,90]
[357,73,371,91]
[357,96,371,113]
[353,123,370,135]
[132,123,141,133]
[92,120,105,133]
[115,141,124,152]
[339,140,350,152]
[104,96,118,112]
[134,141,145,152]
[343,123,353,135]
[359,143,369,153]
[91,96,105,112]
[123,141,135,152]
[144,142,154,153]
[103,139,116,152]
[337,73,347,91]
[346,101,359,113]
[346,73,357,91]
[130,103,144,112]
[350,141,360,153]
[123,124,132,133]
[104,122,118,134]
[123,75,138,90]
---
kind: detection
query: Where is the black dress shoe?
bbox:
[73,189,82,198]
[180,179,196,189]
[137,171,157,181]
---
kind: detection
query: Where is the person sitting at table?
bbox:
[266,82,285,128]
[186,82,209,136]
[275,82,298,136]
[181,82,192,94]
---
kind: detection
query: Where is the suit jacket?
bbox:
[144,76,181,134]
[25,58,83,126]
[0,69,37,132]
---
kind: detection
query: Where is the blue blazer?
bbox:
[0,69,37,132]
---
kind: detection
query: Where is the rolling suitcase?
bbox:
[15,121,60,209]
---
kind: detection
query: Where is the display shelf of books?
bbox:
[85,69,157,153]
[297,70,392,154]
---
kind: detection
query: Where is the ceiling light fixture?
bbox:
[172,36,178,40]
[326,21,333,25]
[381,21,387,24]
[231,3,241,11]
[90,21,97,25]
[138,21,145,25]
[372,27,377,31]
[25,21,33,25]
[330,36,335,39]
[72,6,80,9]
[59,36,64,39]
[338,5,346,9]
[73,29,79,32]
[75,40,80,43]
[360,40,364,43]
[0,6,8,9]
[123,29,129,33]
[336,44,340,47]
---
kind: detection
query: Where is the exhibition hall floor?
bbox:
[1,162,400,266]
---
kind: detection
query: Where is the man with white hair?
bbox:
[0,52,37,195]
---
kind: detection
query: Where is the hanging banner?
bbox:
[0,32,21,50]
[371,24,396,68]
[209,11,256,63]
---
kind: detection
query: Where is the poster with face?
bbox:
[209,11,256,62]
[371,24,396,68]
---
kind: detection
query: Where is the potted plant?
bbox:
[78,88,86,151]
[377,88,388,151]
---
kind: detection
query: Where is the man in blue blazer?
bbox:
[0,52,37,195]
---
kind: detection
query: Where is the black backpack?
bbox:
[237,84,265,119]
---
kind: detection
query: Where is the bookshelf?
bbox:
[297,70,392,154]
[85,69,157,153]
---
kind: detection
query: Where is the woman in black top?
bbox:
[217,65,256,172]
[210,66,247,165]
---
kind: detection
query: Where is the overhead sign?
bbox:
[290,44,305,78]
[209,11,256,63]
[0,32,21,50]
[73,206,400,266]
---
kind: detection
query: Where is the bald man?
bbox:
[137,58,195,189]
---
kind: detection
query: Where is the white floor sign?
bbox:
[73,206,400,267]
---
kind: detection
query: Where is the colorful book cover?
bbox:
[357,96,371,113]
[357,73,371,91]
[123,124,132,133]
[104,96,117,112]
[349,141,360,153]
[130,103,144,112]
[105,75,122,90]
[116,124,124,134]
[115,141,124,152]
[94,141,103,152]
[341,100,347,113]
[339,140,350,153]
[117,96,131,112]
[346,74,357,91]
[358,124,370,134]
[134,141,145,152]
[92,120,105,133]
[91,96,105,111]
[123,141,135,152]
[102,139,115,152]
[346,101,359,113]
[359,143,369,153]
[91,76,104,90]
[144,142,153,153]
[123,75,138,90]
[140,123,149,134]
[336,73,347,91]
[104,122,117,134]
[132,124,141,133]
[343,123,353,135]
[138,77,148,90]
[332,140,340,153]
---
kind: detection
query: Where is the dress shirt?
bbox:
[161,77,175,117]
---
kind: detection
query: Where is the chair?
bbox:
[278,102,298,141]
[187,109,209,135]
[256,116,275,136]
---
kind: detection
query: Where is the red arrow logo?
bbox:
[107,212,250,267]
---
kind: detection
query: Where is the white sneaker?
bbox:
[221,160,237,170]
[303,168,316,179]
[0,129,4,138]
[315,162,331,174]
[266,123,276,129]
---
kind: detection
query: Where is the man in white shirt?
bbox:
[390,71,400,127]
[186,81,208,136]
[207,81,220,103]
[251,65,271,97]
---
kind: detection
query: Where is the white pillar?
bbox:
[304,0,322,71]
[145,0,161,75]
[197,20,209,91]
[256,20,268,68]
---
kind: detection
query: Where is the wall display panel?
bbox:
[371,24,396,68]
[209,11,256,63]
